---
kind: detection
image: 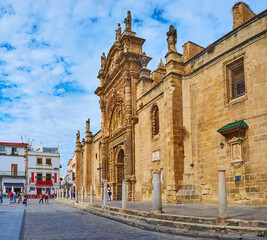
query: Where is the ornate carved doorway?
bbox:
[116,149,124,200]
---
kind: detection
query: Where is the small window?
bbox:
[0,147,5,152]
[46,159,52,165]
[152,105,159,137]
[227,58,245,100]
[37,158,42,164]
[12,147,17,154]
[37,173,42,180]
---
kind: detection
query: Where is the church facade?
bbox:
[75,2,267,205]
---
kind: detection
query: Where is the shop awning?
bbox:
[4,183,24,188]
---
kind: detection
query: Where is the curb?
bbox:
[19,209,26,240]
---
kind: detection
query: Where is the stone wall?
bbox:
[182,11,267,204]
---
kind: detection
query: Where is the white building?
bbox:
[0,142,28,193]
[27,146,60,197]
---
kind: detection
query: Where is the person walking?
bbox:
[45,192,49,203]
[17,192,21,204]
[9,191,14,204]
[39,193,43,204]
[107,184,112,201]
[0,190,3,203]
[13,191,16,203]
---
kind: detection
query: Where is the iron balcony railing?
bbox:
[0,171,26,177]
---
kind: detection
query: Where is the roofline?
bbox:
[0,142,29,146]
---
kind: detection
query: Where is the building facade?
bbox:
[75,3,267,205]
[67,156,76,196]
[0,142,28,194]
[27,146,60,197]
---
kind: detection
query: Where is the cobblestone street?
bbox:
[22,199,205,240]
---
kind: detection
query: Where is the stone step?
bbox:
[74,203,267,239]
[89,202,267,229]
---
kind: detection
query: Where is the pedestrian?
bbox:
[17,192,21,204]
[45,192,49,203]
[13,191,16,203]
[39,193,43,204]
[107,184,112,201]
[0,190,3,203]
[9,191,14,204]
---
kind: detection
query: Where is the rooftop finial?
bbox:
[124,10,132,31]
[116,23,121,42]
[86,118,90,132]
[76,130,80,142]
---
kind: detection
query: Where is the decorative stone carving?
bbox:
[124,10,132,31]
[76,130,80,142]
[167,25,177,52]
[116,23,121,42]
[109,99,125,135]
[101,52,106,69]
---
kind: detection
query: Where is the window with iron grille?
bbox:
[226,58,245,101]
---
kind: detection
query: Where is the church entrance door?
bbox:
[116,149,124,200]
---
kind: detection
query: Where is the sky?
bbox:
[0,0,266,173]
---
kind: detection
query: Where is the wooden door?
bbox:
[11,164,17,176]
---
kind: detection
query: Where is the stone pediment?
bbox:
[103,43,123,77]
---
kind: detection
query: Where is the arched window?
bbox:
[152,105,159,137]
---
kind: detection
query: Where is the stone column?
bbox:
[122,180,127,208]
[90,185,94,204]
[218,170,227,218]
[103,183,107,206]
[81,186,84,202]
[153,171,162,212]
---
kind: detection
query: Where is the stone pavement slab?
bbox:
[0,209,25,240]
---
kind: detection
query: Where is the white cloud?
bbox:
[0,0,266,171]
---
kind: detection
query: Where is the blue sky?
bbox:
[0,0,266,173]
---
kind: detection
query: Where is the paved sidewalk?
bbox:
[0,208,25,240]
[73,198,267,221]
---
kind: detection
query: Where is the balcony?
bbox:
[36,180,53,185]
[0,171,25,177]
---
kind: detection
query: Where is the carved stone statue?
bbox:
[124,10,132,31]
[101,52,106,69]
[76,130,80,142]
[116,23,121,42]
[86,118,90,132]
[167,25,177,52]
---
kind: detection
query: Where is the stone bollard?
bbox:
[122,180,127,208]
[153,171,162,212]
[81,186,84,202]
[75,189,78,202]
[219,170,227,218]
[90,185,94,204]
[103,183,107,206]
